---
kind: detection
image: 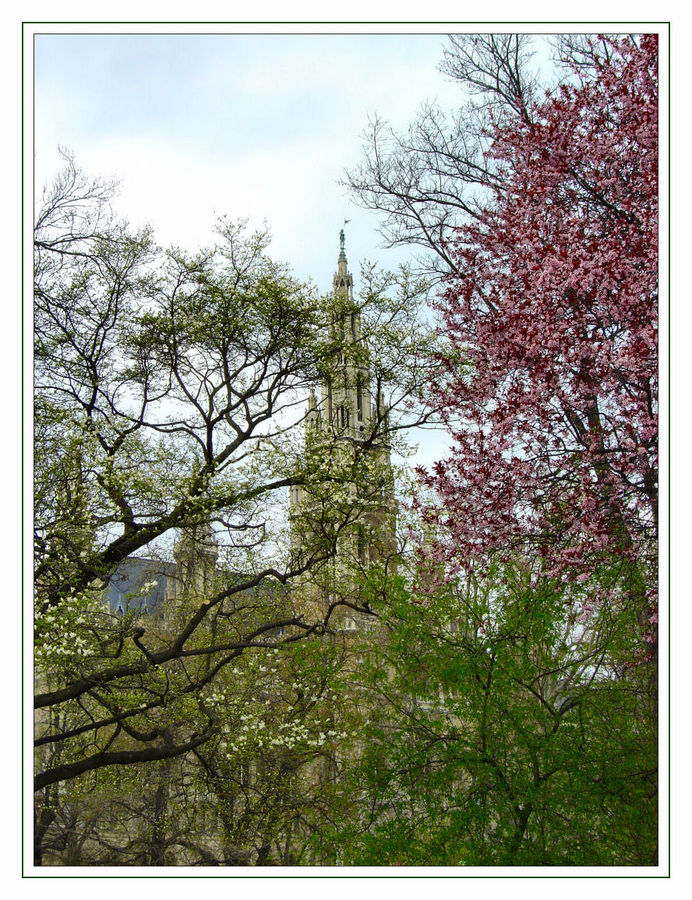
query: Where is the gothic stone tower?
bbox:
[289,233,396,627]
[170,522,219,600]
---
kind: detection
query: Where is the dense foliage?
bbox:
[325,564,657,866]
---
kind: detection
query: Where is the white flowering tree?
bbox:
[33,153,435,864]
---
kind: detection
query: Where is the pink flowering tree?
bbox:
[419,36,658,636]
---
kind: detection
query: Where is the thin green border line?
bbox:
[23,20,670,879]
[22,19,670,23]
[21,19,25,879]
[666,17,671,881]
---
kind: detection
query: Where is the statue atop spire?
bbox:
[339,219,350,260]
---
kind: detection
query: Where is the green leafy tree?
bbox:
[326,558,656,866]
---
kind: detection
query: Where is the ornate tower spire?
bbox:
[289,235,396,593]
[334,226,353,303]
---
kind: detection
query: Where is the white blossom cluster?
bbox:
[35,591,97,667]
[201,650,347,762]
[218,714,345,758]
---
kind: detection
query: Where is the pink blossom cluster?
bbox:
[420,36,658,622]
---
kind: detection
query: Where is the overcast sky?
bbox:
[33,29,481,468]
[34,31,466,289]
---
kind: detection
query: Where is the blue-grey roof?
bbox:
[105,558,286,616]
[104,558,175,615]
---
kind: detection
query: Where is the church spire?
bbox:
[289,235,397,597]
[334,226,353,302]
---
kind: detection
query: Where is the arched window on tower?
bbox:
[335,404,349,430]
[357,527,367,565]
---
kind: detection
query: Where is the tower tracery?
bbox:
[289,234,397,621]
